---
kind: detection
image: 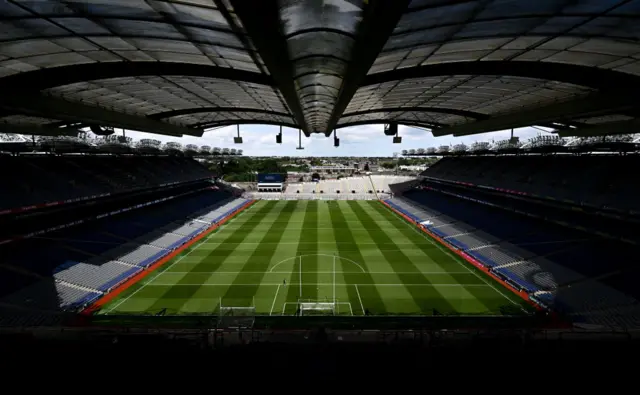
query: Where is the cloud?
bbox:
[120,124,547,156]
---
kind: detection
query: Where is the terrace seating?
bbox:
[0,190,250,312]
[54,261,140,292]
[280,176,413,200]
[0,156,212,213]
[369,175,415,194]
[387,186,640,328]
[422,156,640,213]
[1,280,101,311]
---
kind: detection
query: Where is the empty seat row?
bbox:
[0,192,251,312]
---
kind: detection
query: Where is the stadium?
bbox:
[1,0,640,360]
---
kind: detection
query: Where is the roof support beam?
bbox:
[228,0,310,136]
[432,92,639,137]
[556,119,640,138]
[196,119,438,132]
[198,120,299,130]
[324,0,411,136]
[343,107,490,120]
[0,95,202,138]
[337,120,436,130]
[0,62,272,93]
[149,107,292,120]
[363,61,640,91]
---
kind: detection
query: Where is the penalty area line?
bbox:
[269,283,281,316]
[355,284,365,315]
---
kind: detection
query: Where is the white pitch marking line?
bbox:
[355,284,365,315]
[269,283,281,316]
[268,254,366,273]
[105,227,222,313]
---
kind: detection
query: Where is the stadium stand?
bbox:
[0,156,212,214]
[384,154,640,330]
[421,156,640,213]
[0,152,251,325]
[0,189,248,321]
[261,175,417,201]
[369,175,416,194]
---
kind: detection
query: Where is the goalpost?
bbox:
[285,253,351,315]
[217,296,256,328]
[298,299,337,316]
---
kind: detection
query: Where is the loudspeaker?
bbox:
[334,137,340,147]
[393,136,402,143]
[276,134,282,144]
[384,123,398,136]
[234,137,243,144]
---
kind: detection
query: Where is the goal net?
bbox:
[298,299,336,316]
[217,299,256,328]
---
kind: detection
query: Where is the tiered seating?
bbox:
[386,186,640,328]
[106,244,167,267]
[550,279,640,329]
[1,281,101,311]
[0,190,250,314]
[422,156,640,213]
[281,176,412,199]
[369,175,416,194]
[0,156,212,212]
[53,261,139,291]
[345,177,373,192]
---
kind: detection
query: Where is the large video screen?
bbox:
[257,173,284,183]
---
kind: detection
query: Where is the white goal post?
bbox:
[298,299,336,315]
[217,297,256,328]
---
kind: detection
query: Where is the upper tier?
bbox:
[422,155,638,213]
[0,156,212,214]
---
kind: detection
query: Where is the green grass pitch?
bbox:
[99,200,531,316]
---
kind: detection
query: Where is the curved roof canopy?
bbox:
[1,0,640,139]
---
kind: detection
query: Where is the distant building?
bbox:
[310,165,358,175]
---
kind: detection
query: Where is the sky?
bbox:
[120,124,549,157]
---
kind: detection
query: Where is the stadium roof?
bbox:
[1,0,640,139]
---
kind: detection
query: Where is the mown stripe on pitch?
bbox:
[330,201,386,314]
[147,200,278,309]
[347,201,457,314]
[221,200,298,304]
[369,201,494,310]
[283,200,319,306]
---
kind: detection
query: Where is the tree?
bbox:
[255,158,287,181]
